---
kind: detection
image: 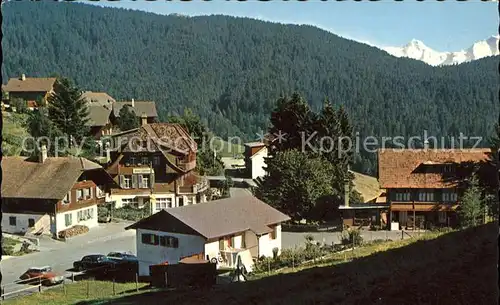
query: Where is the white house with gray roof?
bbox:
[125,196,290,276]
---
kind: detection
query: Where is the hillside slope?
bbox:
[2,2,498,174]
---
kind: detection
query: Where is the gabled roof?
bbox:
[82,91,116,106]
[3,77,56,92]
[113,101,158,118]
[110,123,197,155]
[125,196,291,240]
[378,149,491,189]
[86,104,113,127]
[1,156,105,200]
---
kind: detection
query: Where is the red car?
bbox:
[19,266,65,286]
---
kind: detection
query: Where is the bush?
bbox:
[10,98,28,113]
[340,229,364,246]
[113,206,148,221]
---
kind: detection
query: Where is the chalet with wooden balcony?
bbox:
[378,148,492,230]
[105,122,209,212]
[1,146,116,238]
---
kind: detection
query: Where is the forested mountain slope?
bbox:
[2,1,498,174]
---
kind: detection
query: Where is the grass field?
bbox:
[2,112,29,156]
[2,280,150,305]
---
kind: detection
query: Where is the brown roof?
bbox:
[111,123,197,155]
[113,101,158,118]
[82,91,116,106]
[3,77,56,92]
[1,156,103,200]
[86,104,113,127]
[351,171,384,203]
[125,196,291,239]
[378,149,491,189]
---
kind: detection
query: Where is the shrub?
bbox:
[113,206,148,221]
[10,98,28,113]
[340,229,364,246]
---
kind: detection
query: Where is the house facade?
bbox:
[244,142,268,180]
[125,196,290,276]
[1,147,116,237]
[378,148,492,230]
[83,91,116,139]
[105,122,209,212]
[2,74,56,107]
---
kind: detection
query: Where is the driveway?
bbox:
[0,222,136,297]
[229,187,253,198]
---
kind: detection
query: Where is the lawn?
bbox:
[210,138,244,158]
[2,237,21,255]
[72,223,497,305]
[2,280,149,305]
[2,112,29,156]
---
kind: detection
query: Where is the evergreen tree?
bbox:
[47,77,89,149]
[25,107,63,156]
[458,175,485,228]
[255,149,337,221]
[118,105,140,131]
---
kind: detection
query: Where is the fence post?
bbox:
[1,285,4,300]
[267,259,270,275]
[401,230,404,240]
[135,273,139,292]
[86,280,89,299]
[113,278,116,296]
[72,273,75,282]
[63,278,66,296]
[38,277,42,293]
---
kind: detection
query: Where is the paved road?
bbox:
[281,230,421,249]
[1,222,136,297]
[229,187,253,198]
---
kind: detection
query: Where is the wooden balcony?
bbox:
[177,176,209,194]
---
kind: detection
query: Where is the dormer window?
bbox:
[443,164,454,173]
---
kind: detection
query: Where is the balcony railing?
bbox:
[177,177,209,194]
[178,159,196,172]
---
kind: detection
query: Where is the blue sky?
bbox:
[85,0,497,51]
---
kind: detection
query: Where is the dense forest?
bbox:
[2,1,498,174]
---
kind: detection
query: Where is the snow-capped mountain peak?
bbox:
[382,35,499,66]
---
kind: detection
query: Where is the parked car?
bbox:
[73,254,116,272]
[106,251,138,263]
[19,266,65,286]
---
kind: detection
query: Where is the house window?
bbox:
[219,239,225,250]
[139,175,150,189]
[444,165,454,173]
[418,191,434,202]
[395,191,410,201]
[155,198,172,211]
[96,185,105,198]
[9,216,16,226]
[141,156,149,165]
[122,175,132,189]
[160,236,179,248]
[141,233,159,245]
[438,211,447,224]
[442,190,458,202]
[186,197,193,205]
[122,198,138,207]
[65,214,72,227]
[63,192,70,204]
[178,197,184,207]
[28,218,35,228]
[77,189,84,201]
[82,188,92,200]
[153,156,160,166]
[129,156,136,165]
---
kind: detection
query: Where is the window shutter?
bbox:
[138,175,143,188]
[150,172,155,188]
[173,237,179,248]
[119,175,124,188]
[132,175,138,189]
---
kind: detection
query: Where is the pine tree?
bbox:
[118,105,140,131]
[47,77,89,149]
[25,107,62,156]
[458,175,485,228]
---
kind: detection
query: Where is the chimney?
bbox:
[131,98,135,107]
[141,112,148,126]
[39,144,48,163]
[21,74,26,81]
[344,164,350,207]
[105,142,111,163]
[423,139,429,150]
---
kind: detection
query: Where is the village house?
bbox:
[124,196,291,277]
[1,146,116,238]
[243,142,268,180]
[111,99,158,128]
[105,121,209,212]
[82,91,117,139]
[378,148,493,230]
[2,74,56,108]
